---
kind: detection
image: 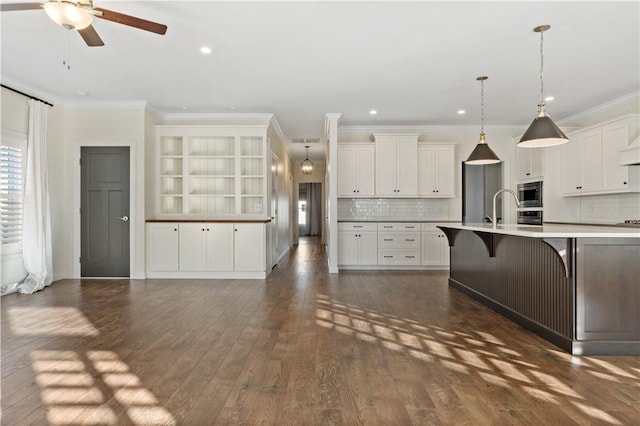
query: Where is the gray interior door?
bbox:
[81,147,130,277]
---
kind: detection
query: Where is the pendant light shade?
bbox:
[466,76,501,165]
[301,145,313,175]
[519,25,568,148]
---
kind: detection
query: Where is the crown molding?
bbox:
[161,112,274,124]
[557,91,640,125]
[145,103,164,120]
[269,114,287,144]
[0,75,63,106]
[339,124,524,133]
[64,100,148,109]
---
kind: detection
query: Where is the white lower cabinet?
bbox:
[147,221,266,278]
[421,224,449,266]
[338,222,450,269]
[147,223,179,272]
[234,223,265,272]
[378,223,421,266]
[338,223,378,266]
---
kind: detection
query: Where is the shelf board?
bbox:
[240,175,263,179]
[189,155,235,159]
[189,194,235,197]
[188,174,235,178]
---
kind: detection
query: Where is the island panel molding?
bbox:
[439,223,640,355]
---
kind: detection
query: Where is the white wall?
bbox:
[63,106,147,279]
[269,126,294,263]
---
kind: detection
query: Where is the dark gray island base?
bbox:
[438,224,640,355]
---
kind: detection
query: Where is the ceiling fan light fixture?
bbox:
[44,1,93,30]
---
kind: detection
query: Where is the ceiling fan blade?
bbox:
[93,7,167,35]
[0,2,43,12]
[78,25,104,47]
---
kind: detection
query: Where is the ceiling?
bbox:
[1,1,639,162]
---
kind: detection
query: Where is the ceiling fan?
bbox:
[0,0,167,46]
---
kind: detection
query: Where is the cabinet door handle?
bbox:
[174,228,177,231]
[526,172,531,176]
[624,181,628,185]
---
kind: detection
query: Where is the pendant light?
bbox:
[301,145,313,174]
[466,76,501,165]
[519,25,568,148]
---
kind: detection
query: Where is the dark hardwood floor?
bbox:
[2,239,639,425]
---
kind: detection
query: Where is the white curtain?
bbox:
[17,100,53,294]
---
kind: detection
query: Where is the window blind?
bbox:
[1,145,23,247]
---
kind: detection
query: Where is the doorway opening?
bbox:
[298,182,322,244]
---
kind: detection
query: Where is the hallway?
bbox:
[1,241,639,425]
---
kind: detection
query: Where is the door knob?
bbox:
[117,215,129,222]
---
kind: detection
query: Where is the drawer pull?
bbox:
[405,239,415,242]
[353,225,363,228]
[405,226,415,229]
[383,238,393,241]
[383,255,393,258]
[383,226,392,228]
[406,256,415,259]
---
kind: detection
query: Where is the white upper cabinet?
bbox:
[374,134,418,197]
[418,144,455,197]
[562,116,639,196]
[337,144,375,197]
[516,146,544,181]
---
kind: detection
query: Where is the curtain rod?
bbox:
[1,84,54,107]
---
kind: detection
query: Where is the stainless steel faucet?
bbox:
[492,189,521,228]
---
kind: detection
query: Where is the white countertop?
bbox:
[437,222,640,238]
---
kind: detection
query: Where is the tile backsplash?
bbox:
[338,198,450,221]
[579,193,640,224]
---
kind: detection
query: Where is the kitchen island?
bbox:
[437,223,640,355]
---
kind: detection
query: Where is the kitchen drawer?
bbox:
[378,222,420,232]
[378,249,421,265]
[421,223,442,232]
[378,232,420,248]
[338,222,378,232]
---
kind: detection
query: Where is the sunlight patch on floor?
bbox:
[9,307,99,336]
[29,350,176,425]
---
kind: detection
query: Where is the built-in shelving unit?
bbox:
[155,126,267,216]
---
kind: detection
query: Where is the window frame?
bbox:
[1,129,27,255]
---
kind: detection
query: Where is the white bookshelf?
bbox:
[156,128,267,216]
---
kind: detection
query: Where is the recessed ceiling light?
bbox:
[369,109,377,115]
[181,106,188,110]
[457,109,466,115]
[544,95,554,102]
[200,46,212,55]
[230,106,238,111]
[76,91,87,96]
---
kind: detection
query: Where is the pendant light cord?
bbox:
[480,78,485,135]
[539,30,544,105]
